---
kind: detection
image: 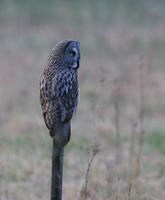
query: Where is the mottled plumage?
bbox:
[40,40,80,146]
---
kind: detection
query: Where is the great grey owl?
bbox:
[40,40,80,147]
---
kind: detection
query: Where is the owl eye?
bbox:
[69,50,76,57]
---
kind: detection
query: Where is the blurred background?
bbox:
[0,0,165,199]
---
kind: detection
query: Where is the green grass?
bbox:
[67,136,90,152]
[147,129,165,154]
[0,133,50,157]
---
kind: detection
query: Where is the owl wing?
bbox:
[40,73,66,131]
[40,75,51,129]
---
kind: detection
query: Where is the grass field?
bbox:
[0,0,165,199]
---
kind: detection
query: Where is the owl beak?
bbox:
[72,61,79,69]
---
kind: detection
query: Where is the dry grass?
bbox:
[0,1,165,200]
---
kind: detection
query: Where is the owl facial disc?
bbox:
[65,41,80,69]
[70,47,80,69]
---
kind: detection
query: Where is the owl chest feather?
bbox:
[53,69,77,97]
[50,69,78,122]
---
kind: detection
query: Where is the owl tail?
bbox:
[50,121,71,147]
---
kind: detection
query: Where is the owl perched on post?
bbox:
[40,40,80,147]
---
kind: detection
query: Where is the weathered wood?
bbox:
[51,138,64,200]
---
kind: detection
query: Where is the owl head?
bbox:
[49,40,80,70]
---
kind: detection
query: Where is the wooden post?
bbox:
[51,138,64,200]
